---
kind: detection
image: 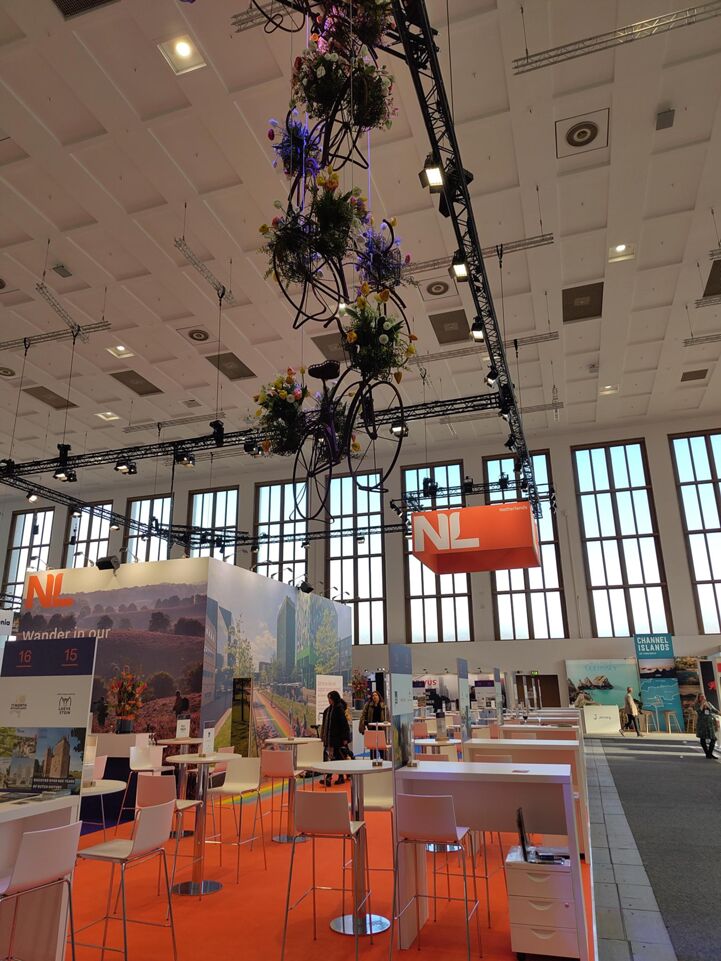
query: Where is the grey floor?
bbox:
[587,740,677,961]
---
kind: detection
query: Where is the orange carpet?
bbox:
[69,786,594,961]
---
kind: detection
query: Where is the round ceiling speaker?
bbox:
[187,328,210,342]
[426,279,450,297]
[565,120,599,149]
[0,366,15,377]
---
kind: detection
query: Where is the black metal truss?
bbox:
[389,0,538,515]
[392,480,555,515]
[0,392,500,479]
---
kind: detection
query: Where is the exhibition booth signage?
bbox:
[411,501,540,574]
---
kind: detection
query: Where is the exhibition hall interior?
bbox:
[1,1,721,960]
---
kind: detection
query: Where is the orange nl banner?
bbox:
[411,502,541,575]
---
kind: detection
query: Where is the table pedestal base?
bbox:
[172,880,223,896]
[330,913,390,936]
[426,842,462,853]
[272,834,308,844]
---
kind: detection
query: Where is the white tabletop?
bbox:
[81,778,126,797]
[265,736,317,745]
[157,737,203,746]
[400,760,572,784]
[305,760,393,776]
[465,738,580,750]
[0,793,80,825]
[414,737,461,746]
[166,751,236,765]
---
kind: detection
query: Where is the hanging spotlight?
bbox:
[71,507,82,517]
[175,449,195,467]
[53,443,71,482]
[356,535,366,545]
[470,318,484,342]
[65,469,77,483]
[422,477,439,497]
[244,438,259,455]
[520,476,529,492]
[449,251,469,281]
[110,521,120,531]
[299,578,314,594]
[504,434,517,452]
[485,364,499,388]
[114,456,131,474]
[210,419,225,447]
[438,164,474,218]
[498,383,513,421]
[418,153,444,193]
[390,418,408,437]
[127,462,137,476]
[462,475,474,494]
[26,491,38,503]
[499,473,509,490]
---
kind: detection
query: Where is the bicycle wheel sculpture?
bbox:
[346,378,404,490]
[292,418,336,521]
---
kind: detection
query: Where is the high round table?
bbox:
[166,751,234,896]
[157,737,203,800]
[80,779,126,839]
[265,736,318,843]
[305,759,392,937]
[414,737,461,756]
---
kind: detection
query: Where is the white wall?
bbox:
[2,411,720,692]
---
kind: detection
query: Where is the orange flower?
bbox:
[346,330,358,343]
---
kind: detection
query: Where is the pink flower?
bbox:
[404,253,411,264]
[272,216,281,227]
[267,129,275,141]
[294,388,302,400]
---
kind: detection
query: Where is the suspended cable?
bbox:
[520,4,530,58]
[60,330,78,445]
[535,184,544,234]
[8,338,30,462]
[446,0,454,120]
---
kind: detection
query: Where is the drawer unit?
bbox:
[509,923,580,958]
[506,864,573,900]
[508,894,576,929]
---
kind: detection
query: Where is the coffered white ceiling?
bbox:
[0,0,720,484]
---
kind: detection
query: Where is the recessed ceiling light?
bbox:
[608,243,635,263]
[158,35,206,75]
[600,384,619,395]
[96,411,120,422]
[106,345,134,359]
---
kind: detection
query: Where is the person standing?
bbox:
[359,690,387,758]
[321,690,351,786]
[696,694,720,758]
[624,687,642,737]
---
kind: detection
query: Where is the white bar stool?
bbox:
[261,748,297,843]
[280,790,371,961]
[0,821,82,961]
[136,772,200,890]
[115,745,173,831]
[207,756,267,880]
[76,799,177,961]
[389,794,482,960]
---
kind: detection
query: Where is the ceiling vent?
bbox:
[181,327,211,343]
[703,260,721,298]
[562,282,604,323]
[50,0,119,18]
[23,386,78,410]
[656,108,675,131]
[110,369,163,396]
[0,366,15,378]
[183,399,202,409]
[52,264,72,279]
[681,369,708,382]
[429,309,470,345]
[312,333,345,363]
[420,275,456,301]
[556,108,609,158]
[205,351,254,381]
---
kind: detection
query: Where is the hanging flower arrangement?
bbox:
[291,46,349,119]
[268,111,322,179]
[108,666,147,720]
[259,207,317,285]
[348,59,395,130]
[355,219,411,289]
[342,289,417,380]
[254,368,309,454]
[311,166,369,260]
[318,0,394,52]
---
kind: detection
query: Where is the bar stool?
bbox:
[136,772,200,888]
[280,791,371,961]
[641,710,657,733]
[294,739,324,774]
[76,799,177,961]
[207,757,267,879]
[663,709,682,733]
[364,729,389,759]
[115,745,173,830]
[0,821,81,961]
[412,720,428,739]
[389,794,482,960]
[362,769,394,867]
[261,748,296,840]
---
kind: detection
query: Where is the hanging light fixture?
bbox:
[485,364,499,388]
[449,250,469,281]
[418,153,444,193]
[53,443,71,482]
[390,418,408,437]
[26,491,38,503]
[114,456,131,474]
[175,449,195,467]
[470,318,484,342]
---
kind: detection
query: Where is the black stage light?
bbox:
[422,477,439,497]
[485,364,499,388]
[471,318,484,342]
[439,165,474,218]
[96,555,120,571]
[463,476,474,494]
[175,449,195,468]
[210,419,225,447]
[390,418,408,437]
[26,491,38,503]
[418,153,444,193]
[299,579,314,594]
[449,250,468,281]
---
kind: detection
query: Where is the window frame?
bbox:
[253,478,308,586]
[402,459,474,644]
[123,493,174,564]
[483,450,568,640]
[2,507,55,606]
[63,500,113,569]
[186,485,240,563]
[572,438,673,637]
[325,470,387,646]
[668,429,721,633]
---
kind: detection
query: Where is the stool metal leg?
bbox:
[119,863,129,961]
[101,862,115,961]
[65,877,77,961]
[280,837,298,961]
[161,849,179,961]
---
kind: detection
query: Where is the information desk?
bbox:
[394,762,589,961]
[501,724,580,741]
[0,794,80,961]
[461,738,590,856]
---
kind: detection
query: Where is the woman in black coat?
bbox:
[321,690,351,785]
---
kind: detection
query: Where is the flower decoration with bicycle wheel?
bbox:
[342,290,416,381]
[254,369,310,456]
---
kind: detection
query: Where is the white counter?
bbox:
[0,794,80,961]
